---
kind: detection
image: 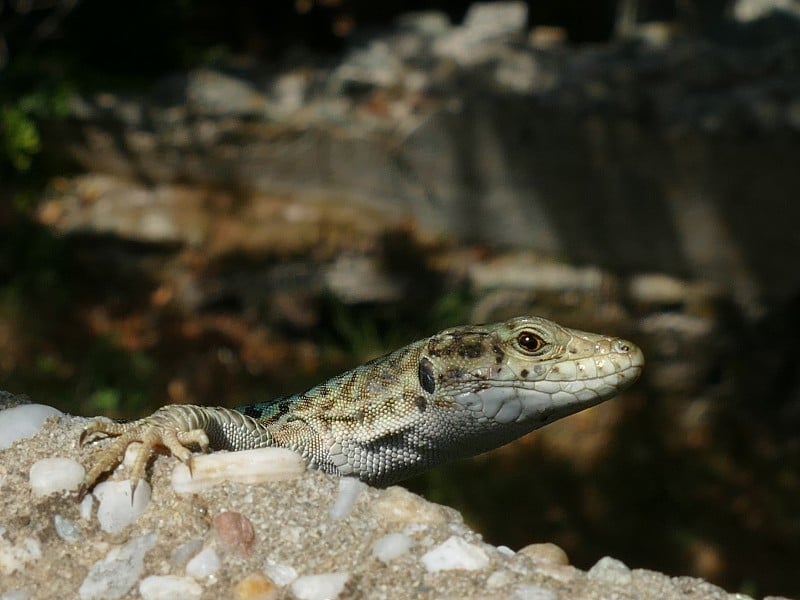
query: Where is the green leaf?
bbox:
[1,105,41,172]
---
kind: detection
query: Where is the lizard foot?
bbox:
[79,417,210,496]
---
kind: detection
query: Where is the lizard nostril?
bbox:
[613,340,631,353]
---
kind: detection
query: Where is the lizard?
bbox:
[80,315,644,492]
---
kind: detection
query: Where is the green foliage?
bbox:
[1,105,40,171]
[85,387,124,414]
[0,83,72,174]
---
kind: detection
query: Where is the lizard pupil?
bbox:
[418,357,436,394]
[517,331,544,353]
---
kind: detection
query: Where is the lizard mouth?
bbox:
[452,338,644,425]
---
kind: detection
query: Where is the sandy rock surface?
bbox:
[0,398,754,600]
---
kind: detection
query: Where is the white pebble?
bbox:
[290,573,350,600]
[92,480,151,533]
[79,532,157,600]
[329,477,368,520]
[263,559,298,586]
[371,533,412,562]
[53,515,82,543]
[420,536,490,572]
[171,538,203,568]
[587,556,632,585]
[79,494,94,521]
[185,547,220,579]
[121,443,143,469]
[497,545,515,556]
[171,447,304,493]
[29,458,85,496]
[139,575,202,600]
[0,404,62,449]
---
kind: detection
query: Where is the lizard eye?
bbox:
[517,331,545,354]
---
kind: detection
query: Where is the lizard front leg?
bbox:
[79,404,273,493]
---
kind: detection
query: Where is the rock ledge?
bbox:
[0,398,753,600]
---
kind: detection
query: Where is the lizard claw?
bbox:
[79,418,122,446]
[80,415,210,494]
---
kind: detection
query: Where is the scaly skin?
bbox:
[80,316,644,491]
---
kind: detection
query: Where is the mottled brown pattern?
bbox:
[427,330,490,359]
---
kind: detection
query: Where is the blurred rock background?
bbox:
[1,0,799,596]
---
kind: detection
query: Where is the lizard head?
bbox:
[418,316,644,429]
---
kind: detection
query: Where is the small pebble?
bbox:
[290,573,350,600]
[420,536,490,572]
[234,573,279,600]
[171,538,204,568]
[79,495,93,521]
[329,477,367,520]
[588,556,632,585]
[0,404,61,449]
[29,458,85,496]
[262,559,298,587]
[121,443,142,469]
[92,480,151,533]
[53,515,82,543]
[185,547,221,579]
[214,511,255,553]
[171,448,304,493]
[518,542,569,565]
[139,575,202,600]
[496,545,515,557]
[78,532,157,600]
[371,533,413,563]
